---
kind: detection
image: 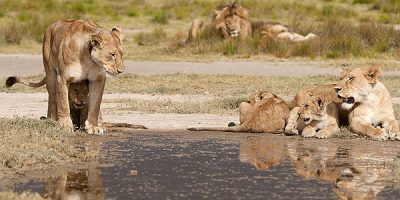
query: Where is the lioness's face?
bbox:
[69,81,89,109]
[299,96,325,124]
[225,14,242,38]
[90,27,125,76]
[335,67,381,110]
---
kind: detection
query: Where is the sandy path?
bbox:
[2,54,400,77]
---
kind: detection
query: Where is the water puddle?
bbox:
[12,132,400,199]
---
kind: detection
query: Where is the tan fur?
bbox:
[285,84,346,138]
[335,66,399,141]
[238,91,276,124]
[252,21,317,42]
[188,91,289,133]
[187,1,252,41]
[33,19,125,134]
[296,96,340,138]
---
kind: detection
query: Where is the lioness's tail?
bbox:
[5,76,46,88]
[187,125,244,132]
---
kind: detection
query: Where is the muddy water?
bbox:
[15,131,400,199]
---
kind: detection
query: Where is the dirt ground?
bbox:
[1,54,399,130]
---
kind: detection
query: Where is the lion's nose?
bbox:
[334,87,342,93]
[117,69,124,74]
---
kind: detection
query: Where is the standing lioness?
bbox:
[40,19,124,134]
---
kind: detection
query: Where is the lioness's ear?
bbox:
[112,25,124,42]
[364,66,381,83]
[90,35,103,49]
[340,67,350,77]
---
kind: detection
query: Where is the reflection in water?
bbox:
[239,136,400,199]
[43,165,104,200]
[14,133,400,199]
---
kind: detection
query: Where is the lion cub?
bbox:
[68,80,92,130]
[296,96,340,138]
[188,91,289,133]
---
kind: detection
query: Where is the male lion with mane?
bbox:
[187,1,317,42]
[6,19,125,134]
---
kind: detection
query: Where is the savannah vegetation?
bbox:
[0,0,399,60]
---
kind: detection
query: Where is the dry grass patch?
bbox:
[2,73,399,97]
[113,96,247,115]
[0,192,43,200]
[0,118,96,175]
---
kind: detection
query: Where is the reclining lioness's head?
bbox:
[89,26,125,76]
[299,96,326,124]
[335,66,381,110]
[69,81,89,109]
[212,1,251,38]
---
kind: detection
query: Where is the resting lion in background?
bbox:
[187,1,317,42]
[188,91,289,133]
[187,1,252,41]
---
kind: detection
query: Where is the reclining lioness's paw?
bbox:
[371,128,388,141]
[85,121,106,135]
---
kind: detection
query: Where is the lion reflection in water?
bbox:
[239,136,400,199]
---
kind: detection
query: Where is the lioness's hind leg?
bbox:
[46,69,58,120]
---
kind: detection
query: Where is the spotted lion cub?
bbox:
[295,96,340,138]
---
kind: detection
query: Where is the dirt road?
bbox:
[2,54,400,77]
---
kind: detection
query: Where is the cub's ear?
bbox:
[364,66,381,84]
[340,67,350,78]
[112,25,124,42]
[316,97,324,107]
[90,35,103,49]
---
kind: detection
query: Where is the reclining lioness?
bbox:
[335,66,399,141]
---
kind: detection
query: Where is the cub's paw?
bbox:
[284,124,298,135]
[302,129,317,138]
[316,130,333,139]
[85,121,106,135]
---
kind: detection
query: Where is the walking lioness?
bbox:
[10,19,125,134]
[335,66,399,140]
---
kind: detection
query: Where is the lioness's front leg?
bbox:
[350,120,388,141]
[56,76,73,131]
[85,79,106,135]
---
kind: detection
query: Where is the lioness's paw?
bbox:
[59,117,74,132]
[371,128,388,141]
[302,129,317,138]
[85,121,106,135]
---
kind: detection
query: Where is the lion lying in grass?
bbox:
[188,91,289,133]
[187,1,317,42]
